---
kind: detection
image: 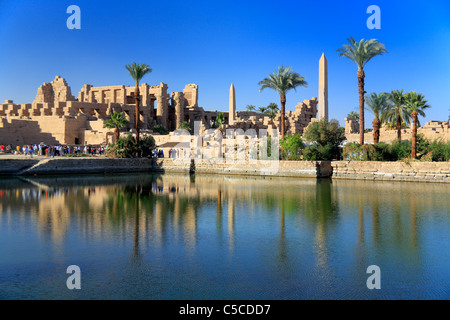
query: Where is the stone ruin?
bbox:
[0,55,333,146]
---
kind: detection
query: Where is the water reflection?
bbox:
[0,174,449,299]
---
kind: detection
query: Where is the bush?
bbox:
[390,139,411,161]
[373,142,391,161]
[280,134,305,160]
[428,139,450,162]
[343,143,377,161]
[341,136,449,162]
[153,125,169,135]
[304,119,346,148]
[343,140,411,162]
[303,143,334,161]
[416,133,430,156]
[106,134,155,158]
[180,121,191,132]
[303,119,345,160]
[138,135,156,157]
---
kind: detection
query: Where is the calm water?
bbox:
[0,173,449,300]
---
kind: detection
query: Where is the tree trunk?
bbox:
[397,112,402,140]
[357,69,366,145]
[411,111,418,159]
[135,81,140,145]
[114,127,119,144]
[280,95,286,139]
[372,117,380,144]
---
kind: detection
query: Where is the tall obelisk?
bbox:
[229,83,236,125]
[318,53,329,121]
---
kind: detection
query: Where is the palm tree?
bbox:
[258,66,308,138]
[125,63,152,145]
[265,102,279,120]
[337,37,388,145]
[347,111,360,120]
[105,111,129,143]
[246,105,256,112]
[405,91,430,158]
[365,92,391,144]
[384,89,411,140]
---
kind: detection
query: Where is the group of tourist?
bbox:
[152,148,164,158]
[0,143,108,157]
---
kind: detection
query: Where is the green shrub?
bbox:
[390,139,411,161]
[180,121,191,132]
[416,133,430,156]
[428,139,450,162]
[303,119,346,147]
[343,143,377,161]
[373,142,392,161]
[303,119,345,160]
[257,135,273,159]
[106,134,155,158]
[280,134,305,160]
[138,135,156,157]
[303,143,334,161]
[153,125,169,135]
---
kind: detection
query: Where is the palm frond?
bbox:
[337,37,388,69]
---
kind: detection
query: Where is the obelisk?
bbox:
[318,53,329,121]
[229,83,236,125]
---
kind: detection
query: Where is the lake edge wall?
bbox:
[332,161,450,183]
[0,158,449,183]
[0,158,331,178]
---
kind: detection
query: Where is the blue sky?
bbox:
[0,0,449,127]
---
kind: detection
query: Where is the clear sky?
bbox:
[0,0,449,127]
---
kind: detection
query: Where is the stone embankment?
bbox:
[0,156,331,178]
[0,156,448,183]
[332,161,450,183]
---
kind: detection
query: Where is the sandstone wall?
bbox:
[345,121,450,143]
[1,157,448,183]
[0,157,330,178]
[332,161,450,183]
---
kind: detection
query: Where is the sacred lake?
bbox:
[0,173,448,299]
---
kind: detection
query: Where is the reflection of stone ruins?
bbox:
[0,55,329,146]
[345,117,450,142]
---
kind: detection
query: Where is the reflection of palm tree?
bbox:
[372,197,380,245]
[228,196,235,252]
[409,194,418,248]
[217,185,223,234]
[133,193,140,258]
[278,190,287,266]
[358,199,364,244]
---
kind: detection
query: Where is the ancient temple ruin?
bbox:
[0,55,332,146]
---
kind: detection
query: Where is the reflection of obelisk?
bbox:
[229,83,236,125]
[318,53,328,121]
